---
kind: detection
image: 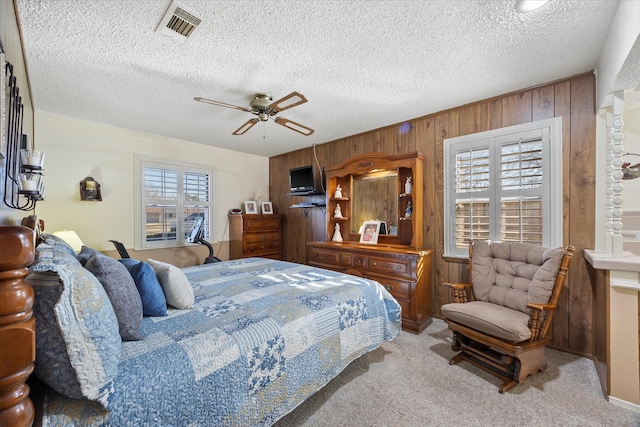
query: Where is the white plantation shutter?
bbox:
[138,158,213,249]
[454,147,491,249]
[444,118,562,258]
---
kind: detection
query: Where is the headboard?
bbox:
[0,225,36,427]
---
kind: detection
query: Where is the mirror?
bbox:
[351,170,398,235]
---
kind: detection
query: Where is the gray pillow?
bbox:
[76,245,100,266]
[85,253,144,341]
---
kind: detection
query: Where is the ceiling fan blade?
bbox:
[233,118,259,135]
[194,97,250,112]
[269,91,308,113]
[274,117,315,136]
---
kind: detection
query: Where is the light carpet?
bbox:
[275,318,640,427]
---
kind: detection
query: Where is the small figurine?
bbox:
[334,184,343,198]
[405,176,412,194]
[334,203,343,218]
[332,223,343,242]
[405,201,412,218]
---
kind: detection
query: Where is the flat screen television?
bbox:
[289,165,316,193]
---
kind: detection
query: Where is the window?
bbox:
[444,117,562,258]
[136,157,213,249]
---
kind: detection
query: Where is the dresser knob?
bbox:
[384,284,393,291]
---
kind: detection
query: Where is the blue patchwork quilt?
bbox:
[42,258,401,426]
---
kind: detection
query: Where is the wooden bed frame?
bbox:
[0,225,36,427]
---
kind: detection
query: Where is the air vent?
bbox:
[156,1,202,42]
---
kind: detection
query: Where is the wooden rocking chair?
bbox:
[441,240,574,393]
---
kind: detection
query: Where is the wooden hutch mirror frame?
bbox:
[324,151,424,248]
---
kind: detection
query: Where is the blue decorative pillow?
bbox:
[119,259,167,316]
[27,256,121,408]
[85,253,144,340]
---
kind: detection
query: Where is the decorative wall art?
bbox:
[80,176,102,201]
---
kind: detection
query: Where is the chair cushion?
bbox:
[471,241,565,313]
[441,301,532,342]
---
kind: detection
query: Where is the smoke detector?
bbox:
[156,1,202,42]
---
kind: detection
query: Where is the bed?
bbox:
[0,225,401,427]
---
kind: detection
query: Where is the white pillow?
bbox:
[147,258,195,309]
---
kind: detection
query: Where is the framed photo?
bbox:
[261,201,273,214]
[359,220,381,244]
[244,200,258,214]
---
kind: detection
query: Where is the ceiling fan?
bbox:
[194,91,314,136]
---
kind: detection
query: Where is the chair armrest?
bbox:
[526,303,556,312]
[526,303,557,341]
[443,282,472,303]
[443,282,471,290]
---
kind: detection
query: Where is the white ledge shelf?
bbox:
[583,249,640,273]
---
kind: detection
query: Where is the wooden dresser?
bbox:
[308,241,432,333]
[305,151,432,333]
[229,214,283,260]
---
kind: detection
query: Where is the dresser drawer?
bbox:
[244,232,280,244]
[370,276,412,301]
[244,240,281,255]
[243,217,281,231]
[309,247,341,268]
[367,256,411,278]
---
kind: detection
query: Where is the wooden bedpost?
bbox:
[0,226,36,427]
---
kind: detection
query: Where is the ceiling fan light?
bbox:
[515,0,551,13]
[258,112,268,121]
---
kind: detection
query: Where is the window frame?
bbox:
[135,155,214,250]
[443,117,563,258]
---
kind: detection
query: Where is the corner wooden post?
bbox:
[0,226,36,427]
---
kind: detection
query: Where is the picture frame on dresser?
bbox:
[244,201,258,214]
[359,220,381,244]
[261,201,273,214]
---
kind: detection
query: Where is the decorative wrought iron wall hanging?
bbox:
[3,59,44,211]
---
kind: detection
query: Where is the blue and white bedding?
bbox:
[42,257,401,426]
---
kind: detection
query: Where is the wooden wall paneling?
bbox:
[481,98,503,131]
[415,117,436,250]
[269,73,598,358]
[362,132,376,154]
[501,91,533,127]
[533,85,555,121]
[433,112,452,316]
[552,79,572,349]
[458,104,482,136]
[348,134,366,157]
[379,127,396,154]
[372,130,383,153]
[415,116,437,311]
[567,74,596,355]
[396,121,417,154]
[444,111,462,311]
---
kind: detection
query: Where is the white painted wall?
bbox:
[35,111,269,252]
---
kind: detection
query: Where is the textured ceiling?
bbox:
[16,0,620,157]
